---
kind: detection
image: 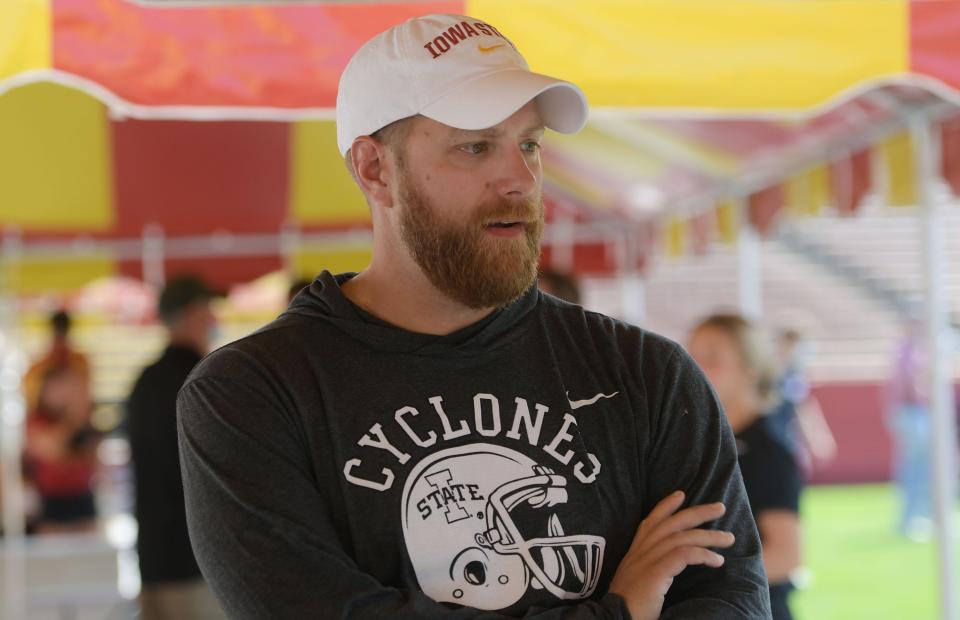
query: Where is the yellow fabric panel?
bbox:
[2,254,115,294]
[546,126,668,181]
[0,82,114,230]
[715,199,739,245]
[786,166,828,217]
[785,174,807,217]
[468,0,908,110]
[880,132,917,207]
[289,121,372,227]
[664,217,686,258]
[542,165,619,211]
[611,123,737,176]
[292,245,373,279]
[0,0,51,80]
[807,165,830,216]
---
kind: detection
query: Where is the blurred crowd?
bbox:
[0,269,947,620]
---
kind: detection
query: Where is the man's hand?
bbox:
[608,491,735,620]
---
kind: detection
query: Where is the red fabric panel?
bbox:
[541,243,617,276]
[807,382,893,485]
[910,0,960,92]
[543,193,594,224]
[655,119,795,159]
[689,212,713,256]
[54,0,462,108]
[111,119,289,237]
[747,184,784,236]
[830,149,872,216]
[941,117,960,197]
[805,380,960,485]
[851,149,872,213]
[621,221,657,276]
[543,196,655,277]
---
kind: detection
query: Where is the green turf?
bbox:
[792,483,946,620]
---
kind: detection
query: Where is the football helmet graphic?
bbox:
[400,443,605,610]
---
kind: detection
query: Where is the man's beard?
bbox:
[397,170,544,310]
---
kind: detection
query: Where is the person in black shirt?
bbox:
[689,314,803,620]
[125,276,224,620]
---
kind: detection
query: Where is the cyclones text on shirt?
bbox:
[342,391,603,493]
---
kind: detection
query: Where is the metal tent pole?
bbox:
[913,116,958,620]
[142,223,166,290]
[611,227,647,326]
[737,198,764,321]
[551,210,576,275]
[620,274,647,326]
[0,226,27,620]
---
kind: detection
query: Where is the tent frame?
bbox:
[915,117,958,620]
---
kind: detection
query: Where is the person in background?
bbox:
[22,309,97,533]
[23,310,90,421]
[288,278,312,304]
[885,314,932,541]
[125,276,225,620]
[768,328,837,476]
[537,267,582,305]
[688,314,802,620]
[24,364,99,533]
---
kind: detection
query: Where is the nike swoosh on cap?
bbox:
[478,43,506,53]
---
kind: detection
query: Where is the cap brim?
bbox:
[419,68,588,134]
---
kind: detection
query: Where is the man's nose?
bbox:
[494,145,539,199]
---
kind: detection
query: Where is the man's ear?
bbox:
[350,137,395,209]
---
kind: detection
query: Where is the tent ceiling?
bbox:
[548,84,960,223]
[3,0,960,288]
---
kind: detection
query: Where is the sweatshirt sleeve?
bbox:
[177,370,630,619]
[642,344,772,619]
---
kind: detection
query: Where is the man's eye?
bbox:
[522,140,542,152]
[460,142,488,155]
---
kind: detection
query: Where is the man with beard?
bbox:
[177,14,771,620]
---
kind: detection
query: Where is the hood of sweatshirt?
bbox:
[284,271,539,358]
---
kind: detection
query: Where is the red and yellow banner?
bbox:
[0,0,956,112]
[51,0,458,108]
[4,0,960,289]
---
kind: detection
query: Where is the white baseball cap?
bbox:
[335,13,589,156]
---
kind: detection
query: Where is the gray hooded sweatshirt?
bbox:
[177,271,771,619]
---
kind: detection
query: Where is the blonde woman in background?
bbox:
[688,314,803,620]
